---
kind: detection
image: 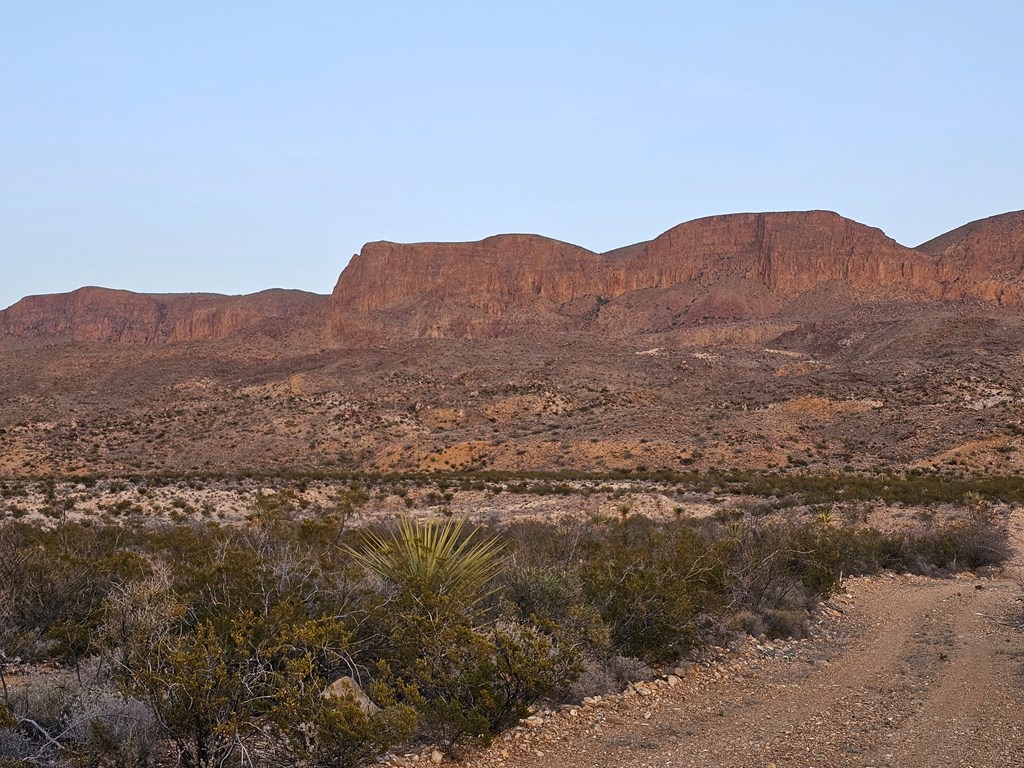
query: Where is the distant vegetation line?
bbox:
[4,468,1024,506]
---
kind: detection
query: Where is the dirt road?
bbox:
[461,516,1024,768]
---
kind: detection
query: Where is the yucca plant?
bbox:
[814,509,836,527]
[349,517,507,605]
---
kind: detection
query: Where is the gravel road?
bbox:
[445,513,1024,768]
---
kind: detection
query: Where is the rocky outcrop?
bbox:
[917,211,1024,306]
[627,211,942,299]
[0,286,326,344]
[322,676,380,714]
[329,235,609,339]
[329,211,952,339]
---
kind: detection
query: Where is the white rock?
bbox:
[321,676,381,714]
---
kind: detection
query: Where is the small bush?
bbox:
[902,519,1011,574]
[730,610,767,638]
[763,608,809,639]
[0,728,36,766]
[64,688,159,768]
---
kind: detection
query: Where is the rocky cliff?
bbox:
[917,211,1024,306]
[0,287,326,344]
[328,211,962,339]
[628,211,941,298]
[6,210,1024,346]
[328,235,612,339]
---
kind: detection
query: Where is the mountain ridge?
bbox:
[4,209,1024,345]
[0,286,327,344]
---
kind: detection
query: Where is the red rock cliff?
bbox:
[0,287,326,344]
[7,210,1024,346]
[625,211,942,298]
[917,211,1024,306]
[329,211,955,338]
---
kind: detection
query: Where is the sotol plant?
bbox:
[350,516,507,604]
[350,519,574,754]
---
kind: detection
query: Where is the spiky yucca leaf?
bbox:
[349,517,506,604]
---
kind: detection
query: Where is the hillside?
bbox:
[1,209,1024,479]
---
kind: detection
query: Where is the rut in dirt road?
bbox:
[461,572,1024,768]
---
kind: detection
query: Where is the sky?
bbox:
[2,1,1022,310]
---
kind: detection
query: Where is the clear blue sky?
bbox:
[2,1,1022,310]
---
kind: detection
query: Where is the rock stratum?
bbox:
[3,209,1024,345]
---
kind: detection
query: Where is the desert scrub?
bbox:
[350,518,578,754]
[0,502,1011,766]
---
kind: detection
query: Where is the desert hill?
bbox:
[2,209,1024,479]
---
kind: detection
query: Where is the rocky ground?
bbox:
[3,306,1024,480]
[390,512,1024,768]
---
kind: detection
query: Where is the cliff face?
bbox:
[6,210,1024,346]
[0,287,326,344]
[917,211,1024,306]
[627,211,943,298]
[332,235,603,314]
[328,235,612,339]
[328,211,957,339]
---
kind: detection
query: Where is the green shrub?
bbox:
[270,672,415,768]
[303,697,416,768]
[372,606,576,754]
[352,518,577,752]
[500,565,609,654]
[577,518,726,662]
